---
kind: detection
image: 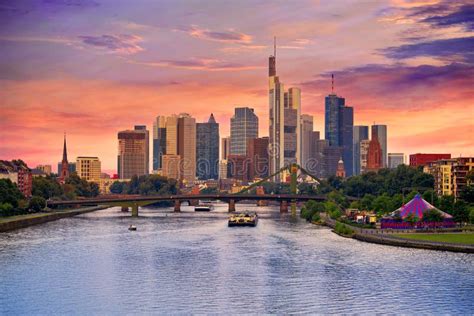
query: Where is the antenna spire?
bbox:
[331,74,334,94]
[274,36,276,57]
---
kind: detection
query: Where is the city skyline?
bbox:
[1,0,473,173]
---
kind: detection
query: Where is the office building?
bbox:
[353,125,369,175]
[152,116,167,171]
[117,126,149,179]
[410,153,451,167]
[219,160,228,179]
[221,136,230,160]
[371,125,387,167]
[388,153,404,169]
[360,139,370,174]
[162,154,181,180]
[268,41,301,181]
[196,113,220,180]
[227,155,249,181]
[300,114,313,169]
[76,156,101,182]
[247,137,269,180]
[230,107,258,156]
[324,75,353,176]
[35,165,52,175]
[177,114,196,184]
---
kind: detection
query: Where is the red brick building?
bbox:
[0,160,33,197]
[366,130,382,173]
[409,153,451,167]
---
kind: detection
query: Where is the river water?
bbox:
[1,203,473,314]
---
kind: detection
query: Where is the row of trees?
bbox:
[0,173,100,217]
[109,175,178,196]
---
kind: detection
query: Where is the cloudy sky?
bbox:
[1,0,473,174]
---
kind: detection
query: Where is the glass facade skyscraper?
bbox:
[324,93,353,176]
[372,125,388,168]
[230,107,258,156]
[196,114,220,180]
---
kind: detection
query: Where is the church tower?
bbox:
[59,134,69,183]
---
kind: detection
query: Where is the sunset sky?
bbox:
[1,0,473,174]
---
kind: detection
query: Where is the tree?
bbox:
[109,181,125,194]
[470,207,474,224]
[460,185,474,203]
[439,195,455,214]
[372,194,392,215]
[404,213,419,224]
[32,176,63,199]
[422,209,443,222]
[200,187,218,194]
[28,196,46,213]
[452,200,469,224]
[0,179,24,208]
[360,194,375,210]
[0,203,14,217]
[349,201,360,210]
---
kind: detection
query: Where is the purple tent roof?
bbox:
[395,194,452,219]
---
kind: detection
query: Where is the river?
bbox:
[1,203,473,314]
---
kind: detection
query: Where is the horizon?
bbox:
[1,0,473,174]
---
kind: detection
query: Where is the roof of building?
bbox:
[0,160,30,173]
[393,194,452,219]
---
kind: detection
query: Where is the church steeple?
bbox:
[59,133,70,183]
[62,133,68,163]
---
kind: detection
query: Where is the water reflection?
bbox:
[0,204,473,314]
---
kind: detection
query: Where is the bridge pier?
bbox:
[280,200,288,213]
[174,200,181,212]
[131,204,139,217]
[228,199,236,212]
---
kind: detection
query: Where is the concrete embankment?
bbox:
[323,216,474,253]
[0,206,108,233]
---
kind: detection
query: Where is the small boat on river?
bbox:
[195,201,214,212]
[128,225,137,231]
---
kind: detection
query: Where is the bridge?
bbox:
[47,193,347,216]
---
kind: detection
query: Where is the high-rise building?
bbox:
[162,154,181,180]
[409,153,451,167]
[196,113,220,180]
[117,126,149,179]
[221,136,230,160]
[371,125,387,167]
[247,137,269,180]
[300,114,313,169]
[76,156,101,182]
[59,134,69,183]
[177,113,196,184]
[366,128,382,173]
[152,116,167,171]
[165,116,179,155]
[227,155,249,181]
[268,41,301,181]
[308,133,325,177]
[324,75,353,176]
[322,146,343,178]
[219,160,228,179]
[230,107,258,156]
[360,139,370,174]
[388,153,404,169]
[57,162,76,175]
[353,125,369,175]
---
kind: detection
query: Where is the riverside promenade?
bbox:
[323,216,474,253]
[0,206,108,233]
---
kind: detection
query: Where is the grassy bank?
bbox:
[396,233,474,245]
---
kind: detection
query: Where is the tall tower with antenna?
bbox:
[269,36,276,77]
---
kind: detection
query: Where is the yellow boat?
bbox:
[228,212,258,227]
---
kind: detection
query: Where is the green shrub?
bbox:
[28,196,46,213]
[335,222,354,236]
[311,212,321,222]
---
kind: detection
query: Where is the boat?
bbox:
[128,225,137,231]
[195,200,214,212]
[228,212,258,227]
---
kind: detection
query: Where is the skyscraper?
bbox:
[177,113,196,184]
[268,39,301,181]
[360,139,370,174]
[353,125,369,175]
[247,137,269,180]
[324,75,353,176]
[300,114,314,169]
[230,107,258,156]
[196,113,220,180]
[117,126,149,179]
[152,116,167,171]
[371,125,387,167]
[221,136,230,160]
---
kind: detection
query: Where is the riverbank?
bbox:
[0,206,108,233]
[323,216,474,253]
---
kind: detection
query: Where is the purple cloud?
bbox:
[78,34,144,54]
[177,25,252,43]
[382,37,474,63]
[422,4,474,31]
[133,58,262,71]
